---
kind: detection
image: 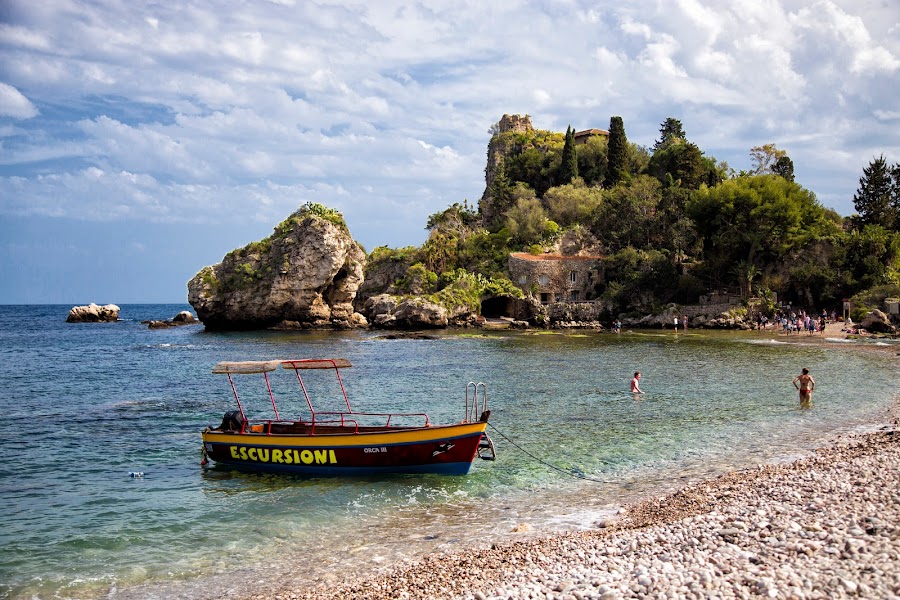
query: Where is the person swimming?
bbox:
[630,371,643,394]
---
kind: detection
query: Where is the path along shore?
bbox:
[258,335,900,600]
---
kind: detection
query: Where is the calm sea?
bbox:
[1,304,897,599]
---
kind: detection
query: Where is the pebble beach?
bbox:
[274,420,900,600]
[265,335,900,600]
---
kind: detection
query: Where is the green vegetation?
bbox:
[558,125,578,185]
[362,116,900,322]
[428,270,523,313]
[605,116,628,188]
[274,202,347,238]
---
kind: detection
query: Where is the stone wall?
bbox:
[508,252,603,303]
[498,114,533,135]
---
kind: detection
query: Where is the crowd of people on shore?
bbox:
[753,308,832,335]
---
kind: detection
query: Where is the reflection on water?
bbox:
[0,307,897,599]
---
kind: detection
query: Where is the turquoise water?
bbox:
[1,305,898,599]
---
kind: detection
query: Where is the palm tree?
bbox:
[732,260,760,298]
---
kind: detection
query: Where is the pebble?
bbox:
[279,423,900,600]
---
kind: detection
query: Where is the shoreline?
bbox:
[277,417,900,599]
[263,331,900,600]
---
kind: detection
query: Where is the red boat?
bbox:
[201,359,495,475]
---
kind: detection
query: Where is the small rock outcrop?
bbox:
[364,294,449,329]
[66,303,120,323]
[187,205,367,330]
[142,311,199,329]
[362,292,485,329]
[860,309,896,334]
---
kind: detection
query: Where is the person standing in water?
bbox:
[792,368,815,405]
[631,371,643,394]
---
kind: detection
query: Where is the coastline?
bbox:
[259,332,900,600]
[278,420,900,599]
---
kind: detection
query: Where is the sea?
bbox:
[1,304,898,599]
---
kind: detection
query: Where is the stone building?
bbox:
[573,128,608,145]
[508,252,604,304]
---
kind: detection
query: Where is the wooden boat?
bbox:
[201,358,495,475]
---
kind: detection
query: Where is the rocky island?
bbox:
[66,303,120,323]
[187,113,900,333]
[188,204,367,330]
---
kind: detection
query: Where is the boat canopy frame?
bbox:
[211,358,434,434]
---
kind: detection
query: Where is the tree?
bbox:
[544,180,603,227]
[484,158,514,231]
[506,195,551,246]
[853,155,898,230]
[749,143,788,175]
[605,116,628,188]
[576,134,607,187]
[595,175,661,250]
[647,142,705,189]
[652,118,686,152]
[892,163,900,226]
[687,175,840,280]
[772,155,794,182]
[558,125,578,185]
[732,260,760,297]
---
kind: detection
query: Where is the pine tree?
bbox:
[853,155,897,229]
[652,118,685,152]
[605,116,627,188]
[485,158,514,231]
[558,125,578,185]
[772,155,795,182]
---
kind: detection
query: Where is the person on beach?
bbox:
[630,371,643,394]
[793,368,815,405]
[673,316,679,331]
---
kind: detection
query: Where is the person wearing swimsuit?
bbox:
[793,368,815,406]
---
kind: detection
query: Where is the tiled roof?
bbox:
[510,252,603,261]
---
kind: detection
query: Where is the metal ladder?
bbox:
[467,382,496,461]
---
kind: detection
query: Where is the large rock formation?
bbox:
[66,303,120,323]
[187,205,367,330]
[860,309,896,334]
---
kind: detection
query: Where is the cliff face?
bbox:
[187,206,367,330]
[479,114,535,226]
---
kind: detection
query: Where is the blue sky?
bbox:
[1,0,898,304]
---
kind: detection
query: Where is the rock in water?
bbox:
[187,205,367,330]
[66,303,120,323]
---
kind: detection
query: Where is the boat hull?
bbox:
[201,422,488,476]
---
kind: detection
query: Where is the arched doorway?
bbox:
[480,296,513,318]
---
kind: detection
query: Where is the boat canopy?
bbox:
[281,359,352,370]
[212,360,283,374]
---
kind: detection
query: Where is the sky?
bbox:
[1,1,898,304]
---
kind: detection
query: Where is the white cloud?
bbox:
[0,0,898,245]
[0,82,39,119]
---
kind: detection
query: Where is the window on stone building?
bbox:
[569,270,577,284]
[540,292,550,303]
[539,274,549,286]
[519,274,527,285]
[570,290,579,301]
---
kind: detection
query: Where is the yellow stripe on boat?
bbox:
[202,422,487,448]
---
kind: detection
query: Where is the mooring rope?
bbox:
[487,421,612,484]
